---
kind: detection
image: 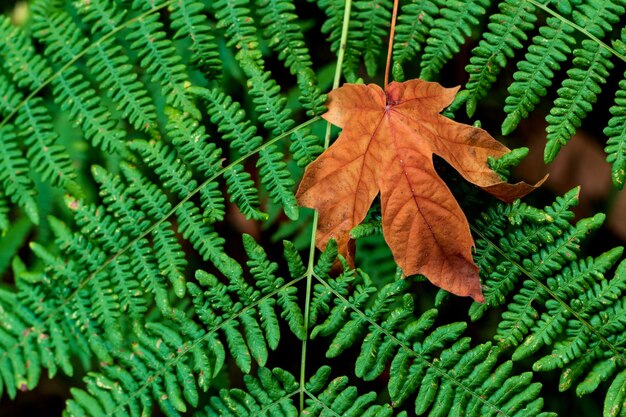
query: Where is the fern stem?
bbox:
[527,0,626,63]
[384,0,400,89]
[300,0,353,411]
[470,223,626,366]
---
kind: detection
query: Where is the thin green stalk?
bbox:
[299,0,352,410]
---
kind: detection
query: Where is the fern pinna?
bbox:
[0,0,625,416]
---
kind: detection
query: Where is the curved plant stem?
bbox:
[384,0,400,89]
[299,0,353,411]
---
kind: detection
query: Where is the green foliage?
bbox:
[0,1,625,416]
[419,0,491,80]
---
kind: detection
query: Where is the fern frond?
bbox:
[534,267,626,368]
[213,0,262,64]
[198,365,397,417]
[74,0,158,132]
[72,0,126,34]
[544,0,624,163]
[419,0,490,81]
[27,244,110,367]
[468,186,626,412]
[605,368,626,417]
[545,42,613,158]
[211,1,304,220]
[126,9,200,119]
[605,75,626,189]
[313,274,553,416]
[255,0,326,115]
[16,99,78,190]
[69,199,159,319]
[464,0,538,117]
[48,216,125,350]
[512,248,624,362]
[289,127,324,167]
[169,0,222,78]
[310,273,376,339]
[172,89,267,220]
[67,318,221,417]
[119,161,173,220]
[303,368,396,417]
[0,73,75,191]
[194,87,298,220]
[502,17,576,135]
[130,140,198,200]
[198,366,298,416]
[0,125,39,225]
[53,67,128,153]
[89,38,157,132]
[30,7,127,151]
[0,287,72,398]
[315,0,363,82]
[604,27,626,189]
[164,108,233,221]
[392,0,439,82]
[244,234,306,341]
[126,139,239,279]
[353,0,391,77]
[495,213,606,350]
[177,201,243,281]
[0,16,51,90]
[469,188,579,321]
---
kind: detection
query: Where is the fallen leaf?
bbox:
[297,79,545,302]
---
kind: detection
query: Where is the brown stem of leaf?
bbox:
[384,0,400,89]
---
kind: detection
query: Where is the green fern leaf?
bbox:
[353,0,391,77]
[495,213,606,350]
[604,74,626,189]
[88,39,158,132]
[126,11,200,119]
[194,87,297,220]
[311,272,376,340]
[0,16,51,89]
[29,7,127,153]
[544,41,614,163]
[605,369,626,417]
[0,126,39,225]
[169,0,222,78]
[0,75,77,192]
[420,0,490,81]
[392,0,439,82]
[255,0,326,115]
[178,202,243,280]
[502,17,576,135]
[464,0,538,117]
[469,187,580,321]
[75,0,158,132]
[0,197,8,233]
[512,247,624,362]
[315,0,363,82]
[17,100,78,190]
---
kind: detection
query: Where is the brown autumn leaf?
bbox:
[296,79,546,302]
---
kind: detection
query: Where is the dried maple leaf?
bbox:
[296,79,545,302]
